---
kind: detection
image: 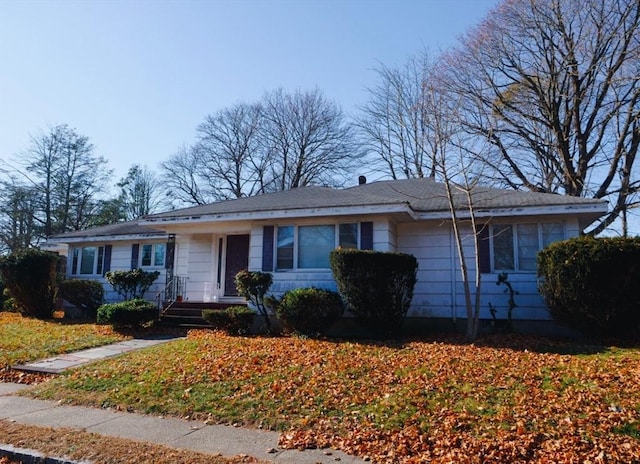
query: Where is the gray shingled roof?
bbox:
[144,184,409,219]
[49,178,607,241]
[48,220,166,240]
[144,177,605,220]
[351,178,605,212]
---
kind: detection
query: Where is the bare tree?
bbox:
[12,124,110,239]
[161,145,210,206]
[162,90,358,206]
[117,165,167,220]
[193,102,269,200]
[161,103,269,205]
[425,79,488,340]
[261,88,358,190]
[441,0,640,234]
[356,51,437,180]
[0,180,38,253]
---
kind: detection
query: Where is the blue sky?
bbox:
[0,0,498,181]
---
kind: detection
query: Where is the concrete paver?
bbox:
[12,335,181,374]
[0,382,29,396]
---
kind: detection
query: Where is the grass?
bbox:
[0,311,128,373]
[23,329,640,463]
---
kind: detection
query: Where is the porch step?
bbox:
[160,302,248,327]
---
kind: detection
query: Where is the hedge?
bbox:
[537,236,640,339]
[330,249,417,337]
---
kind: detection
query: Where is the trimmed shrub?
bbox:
[235,270,273,333]
[274,287,344,336]
[105,269,160,300]
[202,305,256,335]
[537,236,640,339]
[330,249,418,337]
[97,298,157,327]
[60,279,105,320]
[2,288,19,313]
[0,249,61,319]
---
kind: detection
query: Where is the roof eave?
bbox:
[46,232,168,245]
[141,203,417,225]
[413,202,608,221]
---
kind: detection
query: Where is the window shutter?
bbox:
[165,235,176,270]
[477,225,490,273]
[360,222,373,250]
[131,243,139,269]
[262,226,274,271]
[103,245,112,276]
[71,249,79,275]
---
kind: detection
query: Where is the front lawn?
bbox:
[27,330,640,463]
[0,312,128,382]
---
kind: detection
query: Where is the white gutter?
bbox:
[140,203,417,225]
[413,202,608,221]
[46,233,168,244]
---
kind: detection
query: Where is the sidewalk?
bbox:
[1,338,365,464]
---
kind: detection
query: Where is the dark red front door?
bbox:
[224,234,250,296]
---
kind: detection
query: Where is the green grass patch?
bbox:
[0,312,128,367]
[613,422,640,439]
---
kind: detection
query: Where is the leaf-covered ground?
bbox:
[26,330,640,463]
[0,312,128,384]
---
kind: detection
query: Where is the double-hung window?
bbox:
[275,223,361,270]
[491,223,564,272]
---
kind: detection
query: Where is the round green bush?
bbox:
[96,299,157,327]
[537,236,640,339]
[202,305,256,335]
[275,287,344,336]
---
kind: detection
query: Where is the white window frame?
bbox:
[71,246,105,276]
[140,243,166,268]
[275,222,360,271]
[490,222,565,272]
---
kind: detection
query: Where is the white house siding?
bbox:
[66,239,166,303]
[397,222,455,318]
[181,234,214,301]
[248,225,264,271]
[398,216,581,322]
[373,218,398,252]
[174,234,190,281]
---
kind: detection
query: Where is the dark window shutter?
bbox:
[477,225,491,273]
[103,245,112,275]
[262,226,274,271]
[71,249,79,275]
[131,243,140,269]
[165,235,176,270]
[360,222,373,250]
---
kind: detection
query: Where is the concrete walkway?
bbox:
[1,338,365,464]
[12,336,182,374]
